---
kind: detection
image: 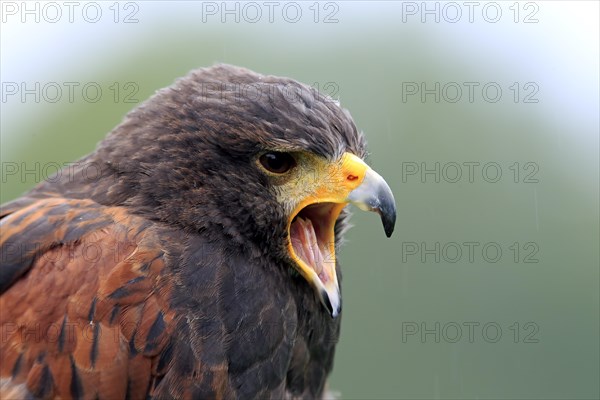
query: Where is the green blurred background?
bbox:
[1,1,598,398]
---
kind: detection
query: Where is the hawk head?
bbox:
[62,64,396,317]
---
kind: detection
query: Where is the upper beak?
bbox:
[347,165,396,237]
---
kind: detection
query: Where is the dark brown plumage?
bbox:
[0,64,396,399]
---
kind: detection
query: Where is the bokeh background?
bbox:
[1,1,598,398]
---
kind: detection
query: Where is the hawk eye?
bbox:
[259,152,296,174]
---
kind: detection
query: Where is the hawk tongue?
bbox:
[290,216,329,284]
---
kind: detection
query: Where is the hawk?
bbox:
[0,65,396,399]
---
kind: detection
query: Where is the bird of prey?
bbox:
[0,65,396,399]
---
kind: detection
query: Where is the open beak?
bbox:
[287,152,396,317]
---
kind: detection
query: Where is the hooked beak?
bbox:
[287,152,396,318]
[347,166,396,237]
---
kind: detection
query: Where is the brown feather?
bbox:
[1,199,174,399]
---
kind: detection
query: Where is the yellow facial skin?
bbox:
[259,151,396,318]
